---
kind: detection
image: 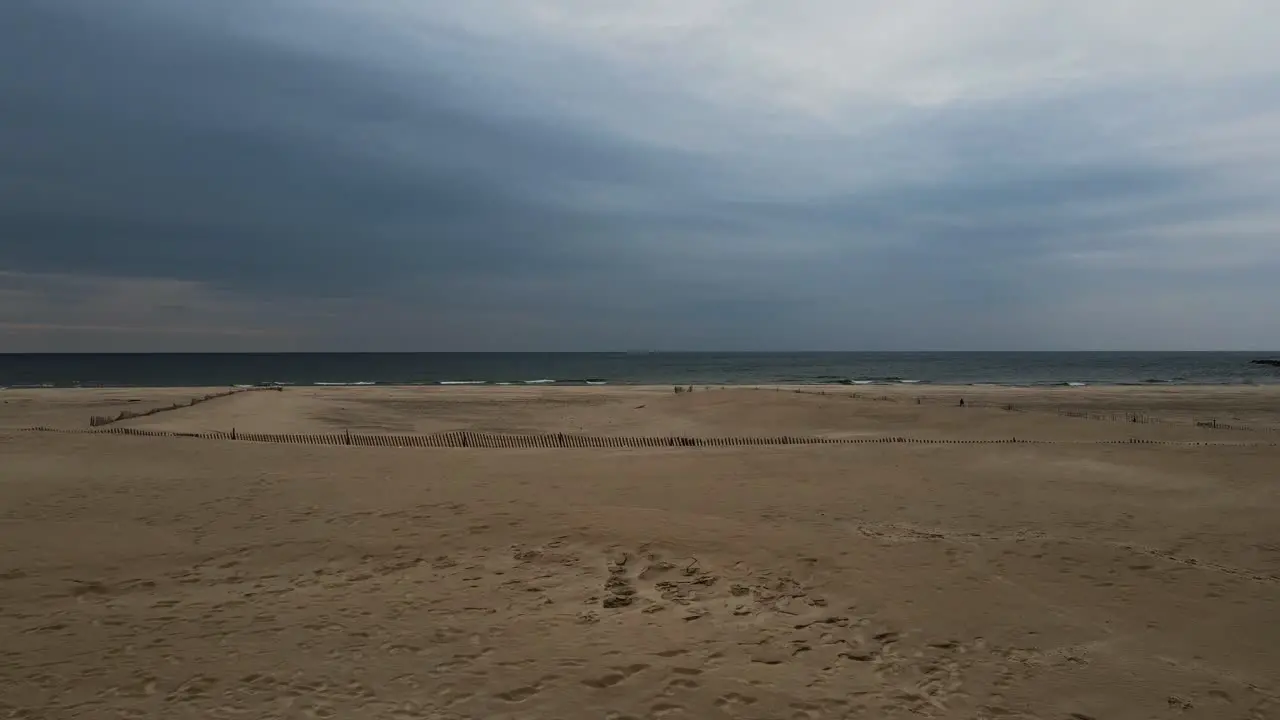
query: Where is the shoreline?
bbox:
[5,379,1279,390]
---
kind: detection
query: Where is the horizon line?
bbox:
[2,350,1278,356]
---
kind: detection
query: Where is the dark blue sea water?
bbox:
[2,352,1278,388]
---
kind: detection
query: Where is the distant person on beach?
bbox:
[959,398,965,407]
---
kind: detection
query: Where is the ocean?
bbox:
[1,352,1278,389]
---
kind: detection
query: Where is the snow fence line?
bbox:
[16,426,1279,448]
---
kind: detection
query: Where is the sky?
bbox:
[2,1,1278,351]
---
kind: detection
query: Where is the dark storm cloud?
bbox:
[0,0,693,300]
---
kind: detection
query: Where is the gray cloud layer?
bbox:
[3,0,1278,350]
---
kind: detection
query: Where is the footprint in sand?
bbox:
[600,547,728,614]
[715,692,760,709]
[493,675,559,703]
[582,664,650,689]
[650,702,686,718]
[601,552,639,608]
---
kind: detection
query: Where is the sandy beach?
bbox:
[3,385,1278,719]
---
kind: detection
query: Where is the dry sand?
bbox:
[2,385,1279,719]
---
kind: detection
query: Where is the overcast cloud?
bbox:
[2,0,1278,350]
